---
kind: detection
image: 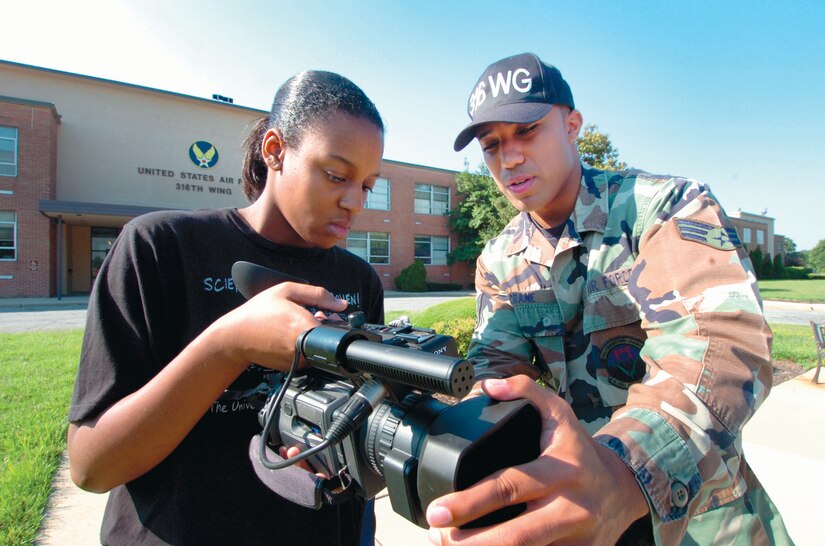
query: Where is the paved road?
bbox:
[1,297,822,333]
[0,308,88,332]
[764,306,825,326]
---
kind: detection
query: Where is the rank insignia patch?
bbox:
[599,336,645,389]
[675,219,741,250]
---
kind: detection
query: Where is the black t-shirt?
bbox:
[70,208,384,546]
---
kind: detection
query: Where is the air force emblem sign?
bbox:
[189,141,219,168]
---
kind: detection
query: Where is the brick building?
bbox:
[728,209,785,261]
[0,60,472,298]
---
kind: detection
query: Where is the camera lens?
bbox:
[363,393,448,476]
[365,400,401,474]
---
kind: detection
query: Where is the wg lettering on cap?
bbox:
[469,67,534,116]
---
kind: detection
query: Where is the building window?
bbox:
[414,235,449,265]
[91,227,121,280]
[0,126,18,177]
[414,184,450,215]
[743,227,751,244]
[347,231,390,264]
[0,211,16,260]
[756,230,764,245]
[366,178,390,211]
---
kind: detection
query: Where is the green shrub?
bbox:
[784,266,813,280]
[394,259,427,292]
[430,317,475,356]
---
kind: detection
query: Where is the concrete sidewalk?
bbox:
[36,370,825,545]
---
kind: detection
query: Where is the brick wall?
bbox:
[355,160,473,290]
[0,99,59,297]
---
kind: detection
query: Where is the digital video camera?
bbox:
[232,261,541,528]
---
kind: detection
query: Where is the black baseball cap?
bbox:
[453,53,575,151]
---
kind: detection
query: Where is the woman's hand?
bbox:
[210,281,348,372]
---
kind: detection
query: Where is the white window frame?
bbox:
[0,126,18,177]
[0,211,17,261]
[365,177,390,211]
[414,235,449,265]
[756,230,765,245]
[347,231,390,264]
[743,227,752,245]
[414,184,450,215]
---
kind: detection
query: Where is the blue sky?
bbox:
[4,0,824,250]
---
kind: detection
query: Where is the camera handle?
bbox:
[248,434,358,509]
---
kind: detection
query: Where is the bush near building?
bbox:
[394,259,427,292]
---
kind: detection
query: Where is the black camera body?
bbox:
[233,261,541,528]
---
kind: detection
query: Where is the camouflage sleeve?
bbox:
[466,250,542,380]
[593,178,772,544]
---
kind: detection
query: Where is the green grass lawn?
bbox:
[758,278,825,303]
[771,323,819,367]
[0,330,83,545]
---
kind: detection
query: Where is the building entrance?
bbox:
[91,227,120,283]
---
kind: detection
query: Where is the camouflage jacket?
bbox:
[469,164,792,544]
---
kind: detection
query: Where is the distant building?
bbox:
[728,209,785,261]
[0,60,472,298]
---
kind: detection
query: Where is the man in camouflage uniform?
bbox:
[425,53,793,545]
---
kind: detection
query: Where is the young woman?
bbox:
[67,70,386,545]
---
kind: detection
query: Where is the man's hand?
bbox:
[426,375,649,546]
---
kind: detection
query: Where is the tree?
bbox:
[577,124,628,170]
[772,253,785,279]
[749,247,764,279]
[761,253,774,280]
[783,237,806,266]
[448,163,517,265]
[809,239,825,273]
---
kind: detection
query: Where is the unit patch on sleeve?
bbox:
[599,336,646,389]
[675,219,741,250]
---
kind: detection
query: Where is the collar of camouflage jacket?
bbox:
[504,163,609,260]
